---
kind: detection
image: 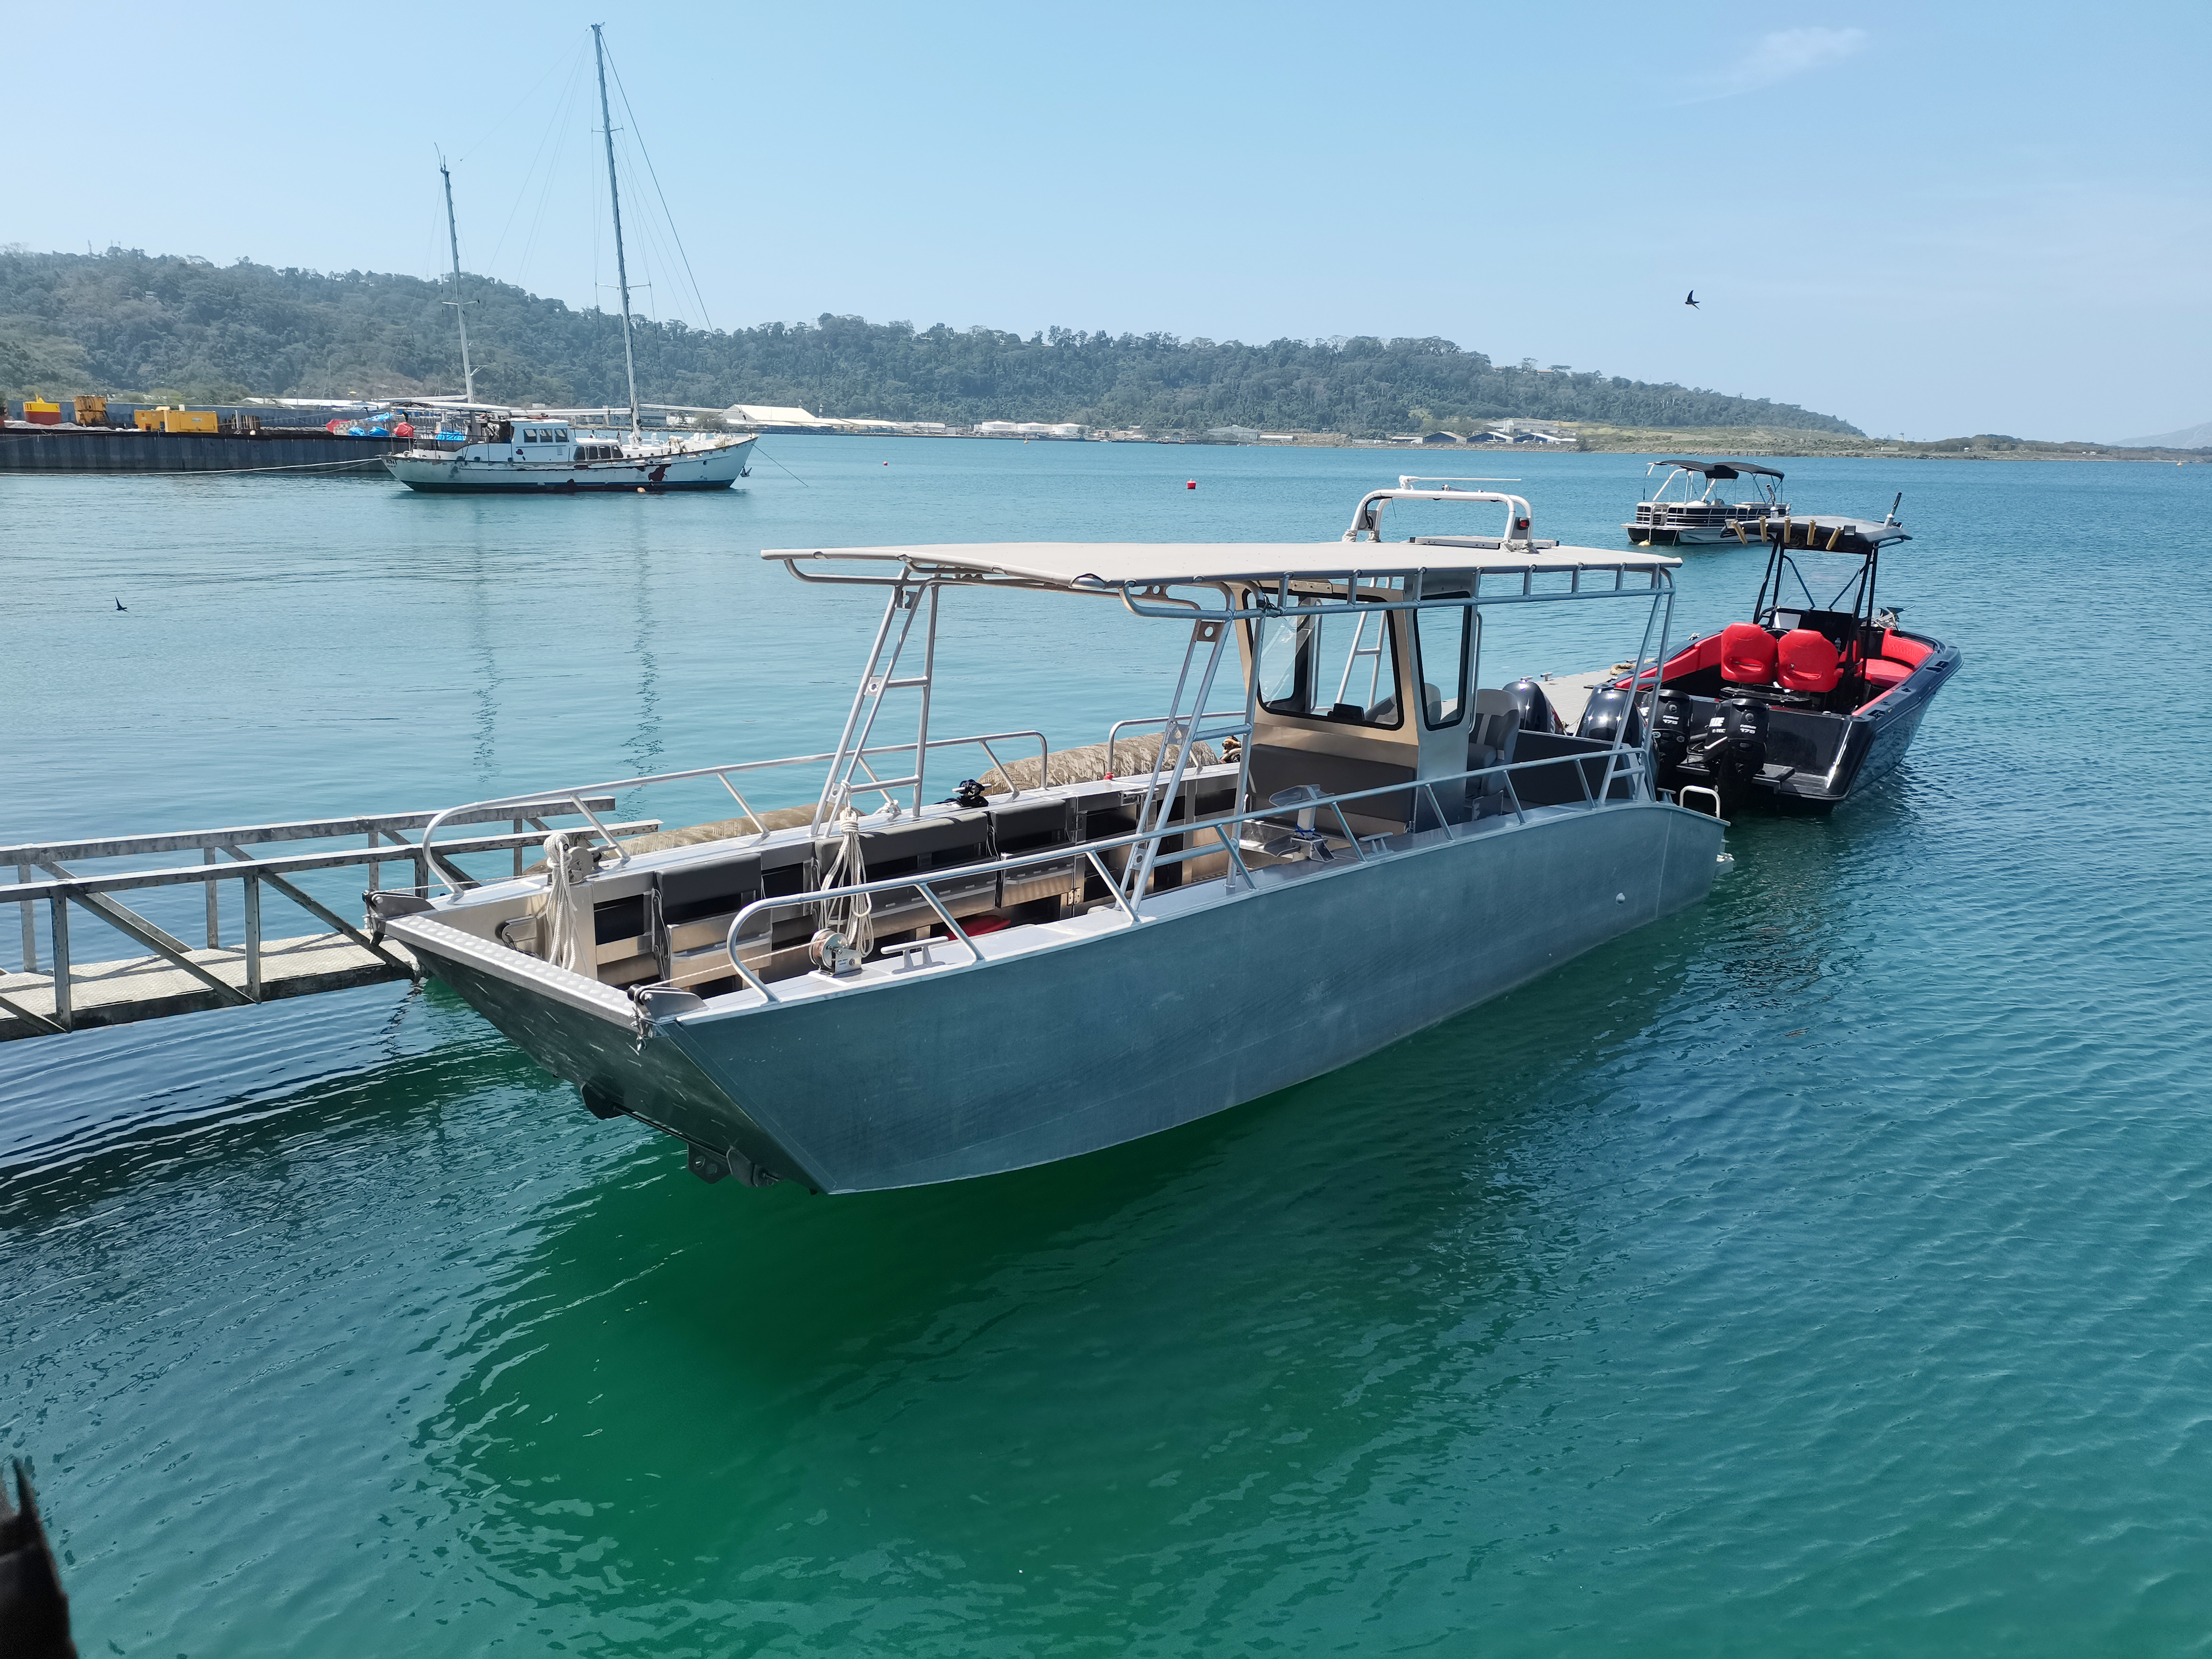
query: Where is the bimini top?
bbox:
[764,540,1681,590]
[1652,458,1785,481]
[1758,515,1910,553]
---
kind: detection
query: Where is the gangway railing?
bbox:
[2,798,646,1037]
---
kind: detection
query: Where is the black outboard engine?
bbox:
[1653,689,1694,775]
[1705,695,1768,811]
[1505,677,1564,734]
[1576,685,1645,747]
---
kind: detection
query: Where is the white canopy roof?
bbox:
[763,541,1680,589]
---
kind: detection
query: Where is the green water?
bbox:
[4,445,2210,1654]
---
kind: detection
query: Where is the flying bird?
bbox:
[114,597,127,611]
[1684,290,1701,308]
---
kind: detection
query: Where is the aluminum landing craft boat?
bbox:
[1626,458,1787,546]
[384,415,755,493]
[1594,505,1960,815]
[370,488,1728,1194]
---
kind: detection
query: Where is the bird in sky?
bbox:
[114,597,127,611]
[1684,290,1701,308]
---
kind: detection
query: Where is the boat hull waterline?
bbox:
[391,799,1723,1193]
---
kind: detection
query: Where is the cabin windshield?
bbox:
[1252,600,1404,728]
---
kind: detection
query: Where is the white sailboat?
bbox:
[387,25,755,494]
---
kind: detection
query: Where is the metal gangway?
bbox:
[1,800,654,1040]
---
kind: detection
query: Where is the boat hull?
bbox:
[397,799,1724,1193]
[1623,523,1740,547]
[384,434,755,493]
[1663,640,1962,813]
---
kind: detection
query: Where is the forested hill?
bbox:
[0,248,1862,436]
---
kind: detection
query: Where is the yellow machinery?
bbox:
[132,406,218,434]
[73,396,108,426]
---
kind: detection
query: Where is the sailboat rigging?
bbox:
[386,26,756,493]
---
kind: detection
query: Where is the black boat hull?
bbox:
[1657,637,1961,814]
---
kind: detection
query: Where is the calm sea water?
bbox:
[3,444,2209,1656]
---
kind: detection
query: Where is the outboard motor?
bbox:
[1505,677,1564,734]
[1576,685,1645,747]
[1653,689,1694,774]
[1705,695,1768,810]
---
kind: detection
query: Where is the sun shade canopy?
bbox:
[1654,458,1785,481]
[763,541,1682,590]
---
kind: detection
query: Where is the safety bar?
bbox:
[712,747,1652,1005]
[415,728,1050,897]
[1101,711,1248,779]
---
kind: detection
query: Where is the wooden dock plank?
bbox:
[0,933,416,1041]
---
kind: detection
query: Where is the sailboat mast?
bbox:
[592,23,641,438]
[438,156,475,405]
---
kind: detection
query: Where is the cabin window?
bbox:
[1251,601,1404,729]
[1414,602,1473,728]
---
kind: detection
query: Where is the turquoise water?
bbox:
[3,445,2210,1654]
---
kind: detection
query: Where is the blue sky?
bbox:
[11,2,2206,440]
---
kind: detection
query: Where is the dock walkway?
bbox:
[4,798,652,1042]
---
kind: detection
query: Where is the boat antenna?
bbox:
[437,151,475,405]
[1885,491,1902,526]
[592,23,641,439]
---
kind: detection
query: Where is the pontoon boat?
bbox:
[1626,459,1787,546]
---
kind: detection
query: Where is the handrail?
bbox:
[415,728,1050,897]
[2,822,663,908]
[0,797,626,865]
[1101,711,1247,779]
[713,746,1652,1004]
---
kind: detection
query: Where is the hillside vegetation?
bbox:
[0,247,1862,438]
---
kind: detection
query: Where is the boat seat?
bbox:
[990,796,1081,908]
[1776,629,1841,693]
[1720,622,1778,685]
[1465,690,1521,818]
[1861,657,1912,690]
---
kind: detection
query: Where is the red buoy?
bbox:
[1186,480,1197,490]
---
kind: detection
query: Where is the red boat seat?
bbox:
[1776,629,1841,693]
[1719,622,1778,685]
[1881,630,1933,668]
[1861,657,1912,690]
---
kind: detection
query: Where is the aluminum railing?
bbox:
[1101,711,1249,779]
[413,729,1051,897]
[712,745,1653,1005]
[1,801,653,1035]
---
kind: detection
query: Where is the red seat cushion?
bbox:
[1861,657,1912,689]
[1719,622,1778,685]
[1881,629,1933,668]
[1776,629,1841,693]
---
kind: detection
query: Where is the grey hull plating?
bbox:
[402,801,1723,1194]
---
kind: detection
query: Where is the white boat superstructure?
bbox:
[373,486,1728,1195]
